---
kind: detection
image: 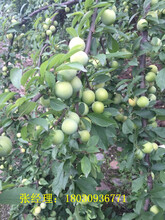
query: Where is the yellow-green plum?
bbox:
[113,94,122,104]
[152,143,158,150]
[95,88,108,101]
[69,37,85,51]
[149,65,158,74]
[101,9,116,25]
[0,136,12,157]
[79,130,90,142]
[92,101,104,114]
[50,25,56,32]
[58,69,77,81]
[70,51,88,66]
[61,118,78,135]
[148,86,156,94]
[150,205,159,215]
[79,102,89,116]
[137,96,149,108]
[137,19,148,31]
[135,149,144,160]
[149,94,156,101]
[142,142,153,154]
[52,130,64,145]
[82,90,95,105]
[145,72,156,82]
[68,111,80,124]
[55,81,73,100]
[71,76,82,92]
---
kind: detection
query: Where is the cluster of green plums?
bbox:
[42,18,58,36]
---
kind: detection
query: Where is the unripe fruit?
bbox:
[68,111,80,124]
[2,72,7,76]
[111,60,119,68]
[151,121,157,127]
[52,130,64,145]
[33,206,41,216]
[93,82,105,89]
[21,179,28,184]
[54,21,58,26]
[17,133,21,138]
[101,9,116,25]
[137,96,149,108]
[43,24,49,30]
[79,130,90,142]
[69,37,85,51]
[115,114,124,122]
[92,101,104,114]
[50,25,56,32]
[149,65,158,74]
[79,117,91,130]
[70,51,88,66]
[113,94,122,104]
[149,94,156,101]
[65,7,70,13]
[40,202,46,209]
[58,69,77,81]
[151,0,158,5]
[151,172,155,180]
[142,142,153,154]
[2,66,7,72]
[82,90,95,105]
[40,97,50,107]
[135,149,144,160]
[128,97,137,107]
[6,33,13,40]
[150,205,159,215]
[62,119,78,135]
[145,72,156,82]
[46,30,52,36]
[152,143,158,150]
[45,18,51,25]
[4,89,9,93]
[55,81,73,100]
[95,88,108,101]
[151,37,162,46]
[0,136,12,157]
[79,102,89,116]
[137,19,148,31]
[71,76,82,92]
[148,86,156,94]
[147,11,158,19]
[20,148,25,153]
[149,116,156,122]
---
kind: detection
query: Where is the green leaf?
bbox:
[30,118,48,131]
[45,71,55,89]
[76,177,97,194]
[122,119,134,134]
[81,156,91,177]
[107,51,132,59]
[10,68,22,89]
[152,163,165,171]
[18,102,36,116]
[88,113,116,127]
[122,213,138,220]
[156,68,165,91]
[93,74,110,84]
[160,171,165,183]
[134,199,144,215]
[134,110,155,119]
[56,62,87,72]
[47,54,64,70]
[152,127,165,138]
[0,92,15,105]
[50,99,67,111]
[66,27,78,37]
[40,60,49,77]
[132,176,144,193]
[107,35,119,53]
[85,0,94,10]
[0,187,43,204]
[87,135,99,148]
[21,69,36,86]
[78,11,93,36]
[94,54,106,66]
[126,152,134,170]
[52,162,64,196]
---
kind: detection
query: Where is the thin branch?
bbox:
[38,42,49,66]
[99,36,110,68]
[32,93,42,102]
[54,109,67,126]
